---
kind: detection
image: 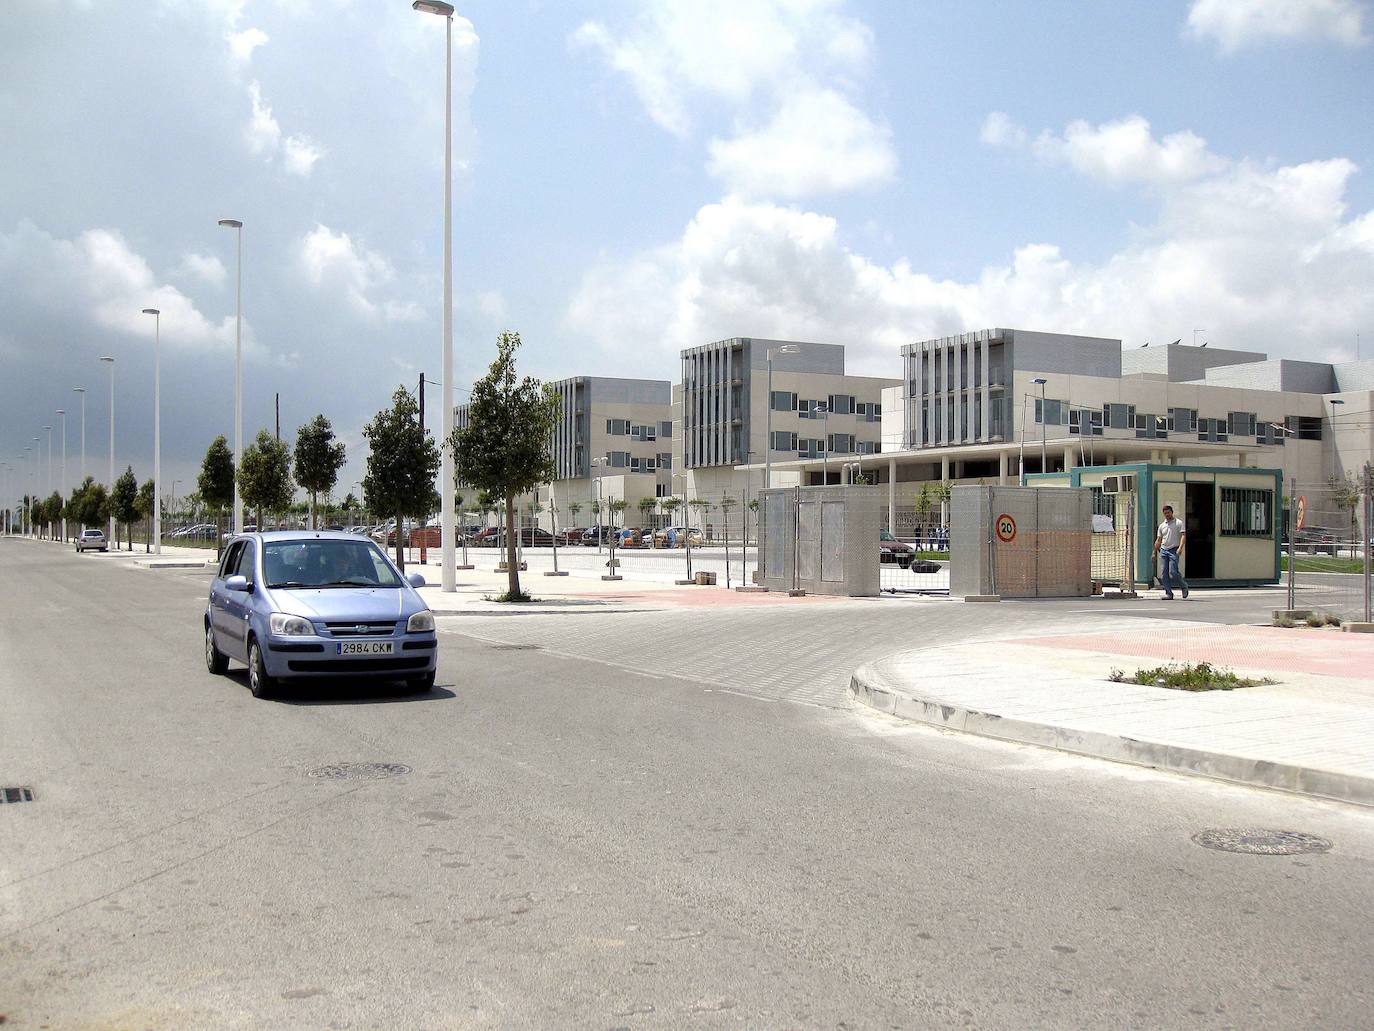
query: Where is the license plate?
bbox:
[337,640,394,655]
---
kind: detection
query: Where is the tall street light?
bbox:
[73,386,86,483]
[43,425,52,499]
[142,308,162,555]
[218,218,244,534]
[100,355,115,541]
[413,0,458,593]
[1032,377,1048,476]
[56,408,66,540]
[24,445,34,536]
[31,439,40,535]
[765,343,799,490]
[815,402,830,485]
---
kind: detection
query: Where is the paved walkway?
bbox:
[851,623,1374,805]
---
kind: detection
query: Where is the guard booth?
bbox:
[950,485,1094,599]
[1029,463,1282,587]
[758,485,882,597]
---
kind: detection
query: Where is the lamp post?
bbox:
[31,439,40,536]
[413,0,458,593]
[73,386,86,484]
[100,355,115,542]
[142,308,162,555]
[217,218,244,535]
[43,425,52,501]
[815,402,830,485]
[765,344,799,490]
[1032,378,1048,476]
[591,456,607,552]
[57,409,66,541]
[24,446,33,536]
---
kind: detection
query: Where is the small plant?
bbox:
[493,589,535,603]
[1274,615,1296,628]
[1111,661,1275,692]
[1325,612,1343,627]
[1305,613,1325,628]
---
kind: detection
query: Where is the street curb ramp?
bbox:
[849,653,1374,808]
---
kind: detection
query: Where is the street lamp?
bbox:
[815,402,830,485]
[1031,378,1048,477]
[24,445,34,536]
[43,425,52,500]
[217,218,244,536]
[142,307,162,555]
[56,409,66,541]
[31,438,40,536]
[100,355,115,542]
[591,456,607,552]
[765,344,799,490]
[413,0,458,593]
[73,386,86,484]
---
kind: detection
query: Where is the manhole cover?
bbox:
[1193,828,1332,856]
[489,644,539,651]
[1,786,35,804]
[307,762,412,781]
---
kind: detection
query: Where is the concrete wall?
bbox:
[1120,342,1267,382]
[1008,329,1124,379]
[1200,359,1335,394]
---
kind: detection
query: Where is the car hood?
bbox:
[265,587,420,622]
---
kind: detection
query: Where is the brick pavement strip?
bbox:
[850,626,1374,806]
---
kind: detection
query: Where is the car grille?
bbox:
[324,620,398,638]
[287,657,429,673]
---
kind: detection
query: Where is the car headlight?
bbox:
[407,610,435,633]
[269,613,314,636]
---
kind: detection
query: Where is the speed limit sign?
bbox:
[995,513,1017,542]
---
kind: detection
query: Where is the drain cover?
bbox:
[1,787,34,804]
[489,644,539,651]
[1193,828,1332,855]
[307,762,411,781]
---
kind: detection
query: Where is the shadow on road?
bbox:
[224,672,457,705]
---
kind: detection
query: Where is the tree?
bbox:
[110,467,139,550]
[658,497,680,525]
[136,478,155,551]
[1328,471,1367,542]
[608,497,627,527]
[239,430,295,532]
[688,497,710,537]
[295,414,346,529]
[637,496,658,528]
[567,500,582,524]
[68,477,107,530]
[363,388,440,570]
[449,332,560,599]
[198,435,237,521]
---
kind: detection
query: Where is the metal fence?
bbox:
[1275,479,1372,624]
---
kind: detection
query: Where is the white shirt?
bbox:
[1157,517,1184,550]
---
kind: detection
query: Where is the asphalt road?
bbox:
[3,538,1374,1030]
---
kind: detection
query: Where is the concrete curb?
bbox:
[849,660,1374,808]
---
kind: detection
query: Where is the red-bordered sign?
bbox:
[995,513,1017,543]
[1296,495,1307,530]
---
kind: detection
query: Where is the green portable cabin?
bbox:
[1028,462,1282,587]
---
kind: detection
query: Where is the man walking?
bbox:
[1152,503,1189,600]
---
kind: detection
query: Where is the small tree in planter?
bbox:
[637,496,658,542]
[688,497,711,541]
[111,467,139,550]
[294,414,346,530]
[660,496,681,542]
[361,391,440,571]
[567,500,583,531]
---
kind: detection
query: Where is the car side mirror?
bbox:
[406,572,427,589]
[225,574,249,592]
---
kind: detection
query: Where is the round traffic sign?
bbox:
[995,513,1017,542]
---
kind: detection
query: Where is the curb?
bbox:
[849,661,1374,808]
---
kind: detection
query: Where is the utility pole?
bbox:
[419,372,426,433]
[275,393,280,442]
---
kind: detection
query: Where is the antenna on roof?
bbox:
[1141,341,1148,348]
[1169,339,1182,346]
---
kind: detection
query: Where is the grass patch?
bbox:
[914,550,950,560]
[1108,661,1275,692]
[1281,556,1366,574]
[487,590,537,603]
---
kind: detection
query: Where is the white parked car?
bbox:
[76,528,108,553]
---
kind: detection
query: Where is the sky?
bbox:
[3,0,1373,503]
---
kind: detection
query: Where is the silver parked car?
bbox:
[75,528,108,552]
[204,531,438,698]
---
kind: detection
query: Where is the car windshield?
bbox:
[263,539,402,589]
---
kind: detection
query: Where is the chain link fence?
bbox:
[1276,478,1372,624]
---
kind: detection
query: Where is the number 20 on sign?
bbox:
[995,514,1017,543]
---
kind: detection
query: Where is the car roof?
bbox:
[247,530,379,543]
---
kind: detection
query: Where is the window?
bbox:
[1198,418,1229,443]
[798,438,822,459]
[631,423,656,442]
[630,456,655,473]
[1228,412,1257,437]
[657,452,672,469]
[659,421,673,439]
[827,394,854,415]
[770,390,797,412]
[608,451,630,468]
[1069,409,1104,436]
[1105,403,1135,430]
[1035,398,1067,425]
[857,440,880,455]
[1220,487,1274,537]
[797,398,821,418]
[1170,407,1197,433]
[655,483,669,498]
[1257,422,1286,446]
[1135,414,1168,440]
[770,430,797,452]
[828,433,855,454]
[1285,415,1323,441]
[219,541,244,579]
[856,401,882,422]
[606,418,629,436]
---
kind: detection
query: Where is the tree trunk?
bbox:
[395,510,405,571]
[310,492,317,530]
[504,493,520,598]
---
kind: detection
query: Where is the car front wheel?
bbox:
[406,671,436,693]
[205,623,229,675]
[247,639,274,699]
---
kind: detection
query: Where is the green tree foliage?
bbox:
[240,430,295,531]
[449,332,559,598]
[137,479,155,551]
[68,477,108,529]
[363,388,440,570]
[111,467,139,549]
[294,414,346,529]
[198,436,236,519]
[637,497,657,526]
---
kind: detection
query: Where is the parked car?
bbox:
[221,524,257,543]
[652,525,704,548]
[517,527,556,547]
[580,526,616,546]
[204,531,437,698]
[557,527,588,547]
[879,529,915,568]
[75,528,108,553]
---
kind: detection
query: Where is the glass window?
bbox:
[770,390,797,412]
[1220,487,1274,537]
[262,539,401,588]
[1170,407,1197,433]
[606,418,629,436]
[770,430,797,452]
[1198,418,1229,442]
[1105,403,1135,430]
[232,541,256,582]
[218,541,242,578]
[609,451,630,467]
[827,433,855,453]
[827,394,854,415]
[1285,415,1323,440]
[657,452,672,469]
[1228,412,1257,437]
[659,421,673,439]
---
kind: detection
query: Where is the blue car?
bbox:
[205,531,438,698]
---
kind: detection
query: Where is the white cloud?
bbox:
[985,113,1226,187]
[282,134,324,177]
[298,224,416,322]
[244,80,281,155]
[566,157,1374,374]
[227,26,268,65]
[1187,0,1368,52]
[572,0,892,200]
[0,222,239,351]
[707,87,895,198]
[176,252,227,287]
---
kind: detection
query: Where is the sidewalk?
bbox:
[850,623,1374,806]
